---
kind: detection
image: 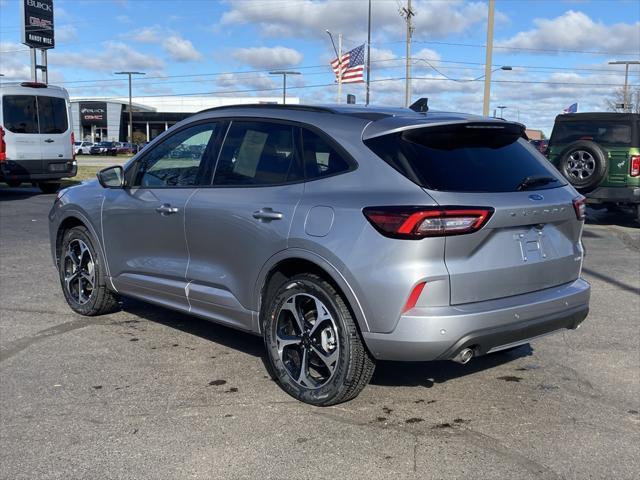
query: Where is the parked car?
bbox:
[116,142,136,155]
[0,82,77,193]
[529,139,548,155]
[49,104,590,406]
[547,112,639,220]
[90,141,118,155]
[74,141,94,155]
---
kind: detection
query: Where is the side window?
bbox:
[301,128,351,179]
[213,121,301,186]
[134,122,217,187]
[38,96,68,134]
[2,95,38,134]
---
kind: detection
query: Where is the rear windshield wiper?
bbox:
[516,175,558,191]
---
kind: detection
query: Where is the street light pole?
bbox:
[497,105,507,118]
[482,0,496,116]
[608,61,640,112]
[269,71,301,104]
[114,71,145,142]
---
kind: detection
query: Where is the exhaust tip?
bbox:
[453,348,474,365]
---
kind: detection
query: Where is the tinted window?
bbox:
[365,123,565,192]
[302,128,351,179]
[213,121,300,186]
[551,121,632,145]
[38,96,68,134]
[135,123,216,187]
[2,95,38,134]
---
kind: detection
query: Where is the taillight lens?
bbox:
[363,206,494,239]
[0,126,6,162]
[71,132,76,161]
[630,155,640,177]
[573,196,586,221]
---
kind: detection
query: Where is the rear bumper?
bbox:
[586,186,640,204]
[1,160,77,181]
[362,278,590,361]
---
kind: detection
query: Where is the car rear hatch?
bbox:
[365,120,584,305]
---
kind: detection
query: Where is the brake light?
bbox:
[630,155,640,177]
[20,81,47,88]
[0,126,6,162]
[572,196,586,221]
[363,206,494,239]
[403,282,426,313]
[71,132,76,161]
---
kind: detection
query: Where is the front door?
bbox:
[101,121,220,311]
[185,120,304,331]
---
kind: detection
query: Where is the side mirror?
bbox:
[97,165,124,188]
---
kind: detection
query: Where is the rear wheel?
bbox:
[263,273,375,406]
[38,182,60,194]
[59,226,119,316]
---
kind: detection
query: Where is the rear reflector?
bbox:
[573,196,586,221]
[403,282,426,313]
[363,206,493,239]
[0,126,6,162]
[630,155,640,177]
[71,132,76,161]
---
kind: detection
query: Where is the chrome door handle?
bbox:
[44,138,54,143]
[252,208,283,221]
[155,204,179,215]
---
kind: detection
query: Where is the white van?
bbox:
[0,82,77,193]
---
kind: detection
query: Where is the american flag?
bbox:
[331,44,365,84]
[563,102,578,114]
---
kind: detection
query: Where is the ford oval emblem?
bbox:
[529,194,544,201]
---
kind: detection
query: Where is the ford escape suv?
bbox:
[49,104,590,406]
[1,82,76,193]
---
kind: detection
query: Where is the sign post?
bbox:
[21,0,55,83]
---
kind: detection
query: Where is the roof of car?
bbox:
[554,112,640,122]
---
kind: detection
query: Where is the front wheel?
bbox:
[263,274,375,406]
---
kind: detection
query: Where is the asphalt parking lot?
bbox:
[1,187,638,480]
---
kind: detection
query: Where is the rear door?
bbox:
[1,94,43,174]
[365,122,584,305]
[37,94,73,173]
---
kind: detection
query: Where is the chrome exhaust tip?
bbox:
[453,348,474,365]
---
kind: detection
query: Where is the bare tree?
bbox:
[605,87,640,114]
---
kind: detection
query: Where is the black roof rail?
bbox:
[196,104,338,115]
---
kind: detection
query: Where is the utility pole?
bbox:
[269,71,301,104]
[400,0,415,107]
[608,61,640,112]
[365,0,372,106]
[482,0,496,116]
[115,71,145,143]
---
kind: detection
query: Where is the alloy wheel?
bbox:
[566,150,596,181]
[275,293,340,389]
[63,239,95,305]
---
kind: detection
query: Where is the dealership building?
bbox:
[70,96,299,143]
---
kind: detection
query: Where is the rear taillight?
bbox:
[71,132,76,161]
[0,126,6,162]
[573,196,586,221]
[363,206,494,239]
[630,155,640,177]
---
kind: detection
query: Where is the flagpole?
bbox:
[365,0,372,106]
[338,33,343,104]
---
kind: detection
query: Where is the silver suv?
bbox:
[49,105,590,405]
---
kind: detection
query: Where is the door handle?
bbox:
[252,208,283,221]
[155,204,179,215]
[44,138,54,143]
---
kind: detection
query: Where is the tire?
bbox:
[558,140,608,194]
[58,226,120,316]
[38,182,60,194]
[6,180,21,188]
[263,273,375,406]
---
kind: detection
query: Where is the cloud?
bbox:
[217,72,278,93]
[51,41,164,73]
[497,11,640,54]
[232,46,303,69]
[127,25,162,43]
[220,0,491,40]
[116,15,132,24]
[56,24,78,43]
[162,35,203,62]
[0,42,32,81]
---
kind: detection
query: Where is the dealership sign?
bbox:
[80,102,108,126]
[21,0,55,49]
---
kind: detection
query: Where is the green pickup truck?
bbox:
[547,113,640,221]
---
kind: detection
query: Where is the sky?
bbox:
[1,0,639,135]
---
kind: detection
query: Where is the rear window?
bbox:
[365,123,564,192]
[551,121,631,145]
[37,96,68,134]
[2,95,39,133]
